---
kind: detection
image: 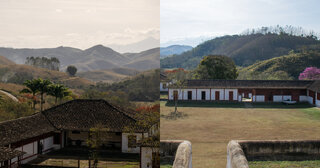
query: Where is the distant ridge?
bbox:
[161,33,320,69]
[160,45,193,58]
[0,45,159,72]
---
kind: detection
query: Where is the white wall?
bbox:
[141,147,153,168]
[122,133,143,153]
[182,89,197,100]
[224,89,238,101]
[273,95,283,102]
[299,96,308,102]
[283,95,292,101]
[253,95,265,102]
[40,136,54,153]
[196,89,210,100]
[168,89,183,100]
[160,82,169,92]
[211,89,224,100]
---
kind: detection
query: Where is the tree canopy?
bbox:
[194,55,238,79]
[66,65,77,76]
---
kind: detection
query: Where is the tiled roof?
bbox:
[0,147,25,161]
[308,80,320,92]
[180,80,315,89]
[0,99,143,146]
[0,113,55,146]
[42,99,138,132]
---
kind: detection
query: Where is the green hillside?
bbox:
[238,51,320,80]
[161,33,320,69]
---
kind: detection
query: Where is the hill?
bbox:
[0,55,15,65]
[0,64,93,89]
[0,45,159,72]
[238,51,320,80]
[91,69,160,101]
[123,48,160,70]
[77,68,140,83]
[161,34,320,69]
[160,45,193,58]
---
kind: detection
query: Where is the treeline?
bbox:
[241,25,319,40]
[25,57,60,71]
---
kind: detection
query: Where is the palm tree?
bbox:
[35,78,52,112]
[20,79,39,110]
[48,84,71,104]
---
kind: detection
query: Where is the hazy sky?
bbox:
[161,0,320,46]
[0,0,159,50]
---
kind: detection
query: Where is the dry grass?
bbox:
[31,158,139,168]
[160,103,320,168]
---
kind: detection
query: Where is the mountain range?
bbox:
[160,45,193,58]
[0,45,160,72]
[161,33,320,69]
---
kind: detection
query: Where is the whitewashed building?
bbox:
[169,80,320,105]
[0,99,158,168]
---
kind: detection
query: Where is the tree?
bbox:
[299,67,320,80]
[35,78,52,112]
[87,124,110,168]
[66,65,77,76]
[194,55,238,79]
[48,84,71,104]
[20,79,40,110]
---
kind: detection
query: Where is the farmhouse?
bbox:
[0,99,158,168]
[168,80,320,106]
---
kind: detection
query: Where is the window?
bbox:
[188,91,192,100]
[201,91,206,100]
[53,133,61,144]
[72,131,80,134]
[115,132,121,136]
[128,135,137,148]
[162,83,167,89]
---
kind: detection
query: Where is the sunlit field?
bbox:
[160,101,320,168]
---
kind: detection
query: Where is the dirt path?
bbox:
[0,89,19,102]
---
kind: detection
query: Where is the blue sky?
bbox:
[161,0,320,46]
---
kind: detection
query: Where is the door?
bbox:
[188,91,192,100]
[201,91,206,100]
[215,91,220,100]
[229,91,234,101]
[173,90,178,100]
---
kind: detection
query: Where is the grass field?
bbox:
[160,101,320,168]
[249,160,320,168]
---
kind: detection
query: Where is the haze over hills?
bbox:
[160,45,193,58]
[0,45,160,72]
[0,55,15,65]
[161,33,320,69]
[77,68,140,83]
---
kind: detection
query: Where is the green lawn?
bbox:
[249,160,320,168]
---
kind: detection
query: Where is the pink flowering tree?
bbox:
[299,67,320,80]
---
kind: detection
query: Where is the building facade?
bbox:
[0,99,157,168]
[169,80,320,106]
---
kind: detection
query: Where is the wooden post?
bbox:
[78,159,80,168]
[89,159,91,168]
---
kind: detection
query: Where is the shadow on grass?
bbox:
[160,111,188,120]
[164,101,313,109]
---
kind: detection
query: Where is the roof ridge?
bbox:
[0,112,41,125]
